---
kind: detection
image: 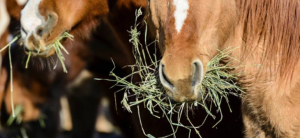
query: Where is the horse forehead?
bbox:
[173,0,189,33]
[22,0,43,14]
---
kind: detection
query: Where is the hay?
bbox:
[25,32,73,73]
[6,104,27,138]
[0,36,19,117]
[7,104,23,126]
[97,8,243,138]
[6,104,46,127]
[7,104,46,138]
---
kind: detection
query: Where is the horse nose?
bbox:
[159,60,204,102]
[21,27,28,35]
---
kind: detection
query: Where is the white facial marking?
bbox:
[173,0,189,33]
[0,0,10,39]
[16,0,27,6]
[20,0,43,38]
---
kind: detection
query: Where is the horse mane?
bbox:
[237,0,300,78]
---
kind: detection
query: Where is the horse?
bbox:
[147,0,300,137]
[18,0,152,138]
[0,1,63,138]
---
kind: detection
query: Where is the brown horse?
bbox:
[148,0,300,137]
[18,0,152,138]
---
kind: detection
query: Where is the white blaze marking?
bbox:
[0,0,10,39]
[173,0,189,33]
[16,0,27,5]
[20,0,43,38]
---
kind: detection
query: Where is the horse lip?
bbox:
[25,48,51,57]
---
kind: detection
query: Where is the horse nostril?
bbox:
[36,27,43,37]
[21,27,28,35]
[159,62,174,92]
[192,60,204,87]
[47,14,52,20]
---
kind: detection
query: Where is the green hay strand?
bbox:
[7,104,23,126]
[52,32,73,73]
[20,127,29,138]
[25,51,31,69]
[0,36,19,117]
[7,104,46,138]
[97,8,243,138]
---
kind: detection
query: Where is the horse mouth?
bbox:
[24,46,55,57]
[22,31,68,58]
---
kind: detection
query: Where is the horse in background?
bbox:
[15,0,148,138]
[0,1,63,138]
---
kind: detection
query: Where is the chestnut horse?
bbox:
[18,0,152,138]
[148,0,300,137]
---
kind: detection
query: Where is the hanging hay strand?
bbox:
[0,36,19,117]
[96,8,243,138]
[52,32,73,73]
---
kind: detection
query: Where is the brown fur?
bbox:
[235,1,300,137]
[148,0,300,137]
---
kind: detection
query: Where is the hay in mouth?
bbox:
[96,8,244,138]
[25,32,73,73]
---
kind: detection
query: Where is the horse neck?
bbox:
[225,0,300,90]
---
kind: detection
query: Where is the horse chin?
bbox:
[165,90,201,104]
